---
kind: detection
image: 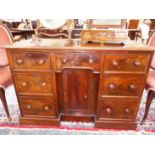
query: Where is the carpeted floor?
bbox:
[0,85,155,135]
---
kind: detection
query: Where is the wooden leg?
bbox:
[141,90,155,125]
[0,88,11,121]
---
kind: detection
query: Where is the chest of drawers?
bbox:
[5,39,154,129]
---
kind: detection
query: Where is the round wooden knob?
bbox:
[133,60,141,67]
[38,59,45,65]
[101,32,106,36]
[112,60,119,66]
[108,83,116,90]
[84,95,87,99]
[28,54,32,57]
[44,106,49,111]
[41,82,47,87]
[124,108,130,113]
[89,58,94,64]
[62,58,67,64]
[17,59,24,64]
[129,84,136,91]
[106,108,111,114]
[26,105,31,109]
[21,81,27,87]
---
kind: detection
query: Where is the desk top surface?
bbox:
[5,38,154,51]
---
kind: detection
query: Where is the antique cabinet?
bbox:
[5,39,154,129]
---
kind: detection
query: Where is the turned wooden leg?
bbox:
[0,88,11,121]
[141,90,155,125]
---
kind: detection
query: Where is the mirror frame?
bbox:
[88,19,127,29]
[39,19,67,30]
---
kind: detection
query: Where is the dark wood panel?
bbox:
[62,68,99,115]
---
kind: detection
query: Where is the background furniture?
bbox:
[127,19,140,40]
[141,30,155,124]
[150,19,155,30]
[88,19,127,29]
[0,23,13,120]
[5,39,153,129]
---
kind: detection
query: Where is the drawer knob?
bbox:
[133,60,141,66]
[89,58,94,64]
[112,60,119,66]
[38,59,45,65]
[129,84,136,91]
[17,59,24,64]
[124,108,130,113]
[26,105,31,109]
[84,95,87,99]
[21,81,27,87]
[44,106,49,111]
[41,82,47,87]
[106,108,111,114]
[108,83,116,90]
[62,58,67,64]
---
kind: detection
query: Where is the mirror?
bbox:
[34,19,74,45]
[39,19,67,30]
[34,19,68,40]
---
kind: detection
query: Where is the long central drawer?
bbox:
[55,52,100,71]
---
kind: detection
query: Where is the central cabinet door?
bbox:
[62,69,98,115]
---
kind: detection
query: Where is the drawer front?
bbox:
[14,73,53,94]
[97,99,138,120]
[19,96,57,117]
[104,54,150,72]
[10,52,51,70]
[101,75,144,97]
[56,52,100,71]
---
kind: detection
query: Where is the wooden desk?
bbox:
[5,39,154,129]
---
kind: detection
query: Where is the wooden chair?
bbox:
[127,19,139,40]
[141,30,155,124]
[0,23,14,121]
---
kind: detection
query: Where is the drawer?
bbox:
[19,96,57,117]
[101,75,144,97]
[14,73,53,94]
[97,99,138,120]
[104,54,150,73]
[9,52,51,70]
[56,52,100,71]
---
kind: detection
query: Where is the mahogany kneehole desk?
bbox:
[5,39,154,130]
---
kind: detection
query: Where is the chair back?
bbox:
[128,20,139,29]
[147,30,155,69]
[0,23,13,66]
